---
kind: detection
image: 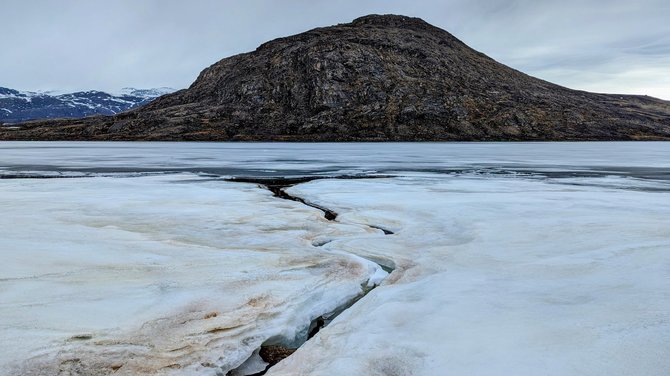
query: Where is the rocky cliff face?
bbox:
[2,14,670,141]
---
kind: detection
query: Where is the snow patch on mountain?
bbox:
[0,86,176,123]
[117,87,175,100]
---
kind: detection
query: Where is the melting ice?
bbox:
[0,142,669,375]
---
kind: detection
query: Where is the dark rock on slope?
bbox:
[2,14,670,141]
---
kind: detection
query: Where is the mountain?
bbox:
[2,14,669,141]
[0,87,174,123]
[117,87,177,101]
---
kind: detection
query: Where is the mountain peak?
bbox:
[349,14,435,30]
[2,15,670,141]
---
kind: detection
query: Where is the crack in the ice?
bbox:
[270,185,338,221]
[226,176,395,232]
[367,224,394,235]
[225,176,396,376]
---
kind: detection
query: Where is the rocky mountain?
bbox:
[2,14,669,141]
[0,87,174,123]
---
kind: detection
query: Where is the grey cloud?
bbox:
[619,36,670,56]
[1,0,669,99]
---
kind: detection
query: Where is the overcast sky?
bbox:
[3,0,669,99]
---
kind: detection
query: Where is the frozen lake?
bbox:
[2,141,670,178]
[1,142,669,375]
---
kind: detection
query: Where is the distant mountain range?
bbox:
[2,14,669,140]
[0,87,174,123]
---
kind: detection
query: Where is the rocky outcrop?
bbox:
[2,14,669,141]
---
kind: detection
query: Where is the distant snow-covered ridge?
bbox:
[0,86,175,123]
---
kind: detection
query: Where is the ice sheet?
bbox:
[2,142,669,375]
[0,175,385,375]
[2,141,670,178]
[272,176,670,375]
